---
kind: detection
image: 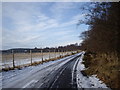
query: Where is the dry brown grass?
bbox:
[2,52,61,61]
[83,52,120,88]
[1,52,75,72]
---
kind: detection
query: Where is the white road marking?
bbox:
[72,56,81,85]
[39,83,44,87]
[22,80,38,88]
[50,65,68,88]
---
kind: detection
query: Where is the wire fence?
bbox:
[1,50,79,70]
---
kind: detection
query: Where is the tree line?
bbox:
[79,2,120,55]
[2,43,80,53]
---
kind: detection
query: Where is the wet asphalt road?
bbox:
[2,53,82,89]
[39,56,80,89]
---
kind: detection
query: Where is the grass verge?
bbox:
[1,52,77,72]
[82,51,120,88]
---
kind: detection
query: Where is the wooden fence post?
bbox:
[30,50,32,65]
[49,50,50,60]
[41,50,43,63]
[12,50,15,68]
[58,50,60,57]
[62,50,64,56]
[61,50,63,57]
[54,49,56,58]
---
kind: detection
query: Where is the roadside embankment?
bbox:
[82,51,120,88]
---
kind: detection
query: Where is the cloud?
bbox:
[51,2,76,10]
[72,14,86,20]
[50,2,77,20]
[0,2,2,49]
[37,15,49,22]
[2,2,87,50]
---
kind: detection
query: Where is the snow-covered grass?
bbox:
[76,51,109,88]
[2,51,74,69]
[1,53,81,88]
[2,52,80,80]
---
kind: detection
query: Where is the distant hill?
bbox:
[1,43,81,53]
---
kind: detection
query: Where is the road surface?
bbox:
[2,53,83,89]
[2,52,108,89]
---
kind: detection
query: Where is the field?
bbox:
[1,51,75,70]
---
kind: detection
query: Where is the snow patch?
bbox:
[76,51,109,88]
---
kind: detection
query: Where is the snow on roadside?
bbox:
[76,51,109,88]
[1,52,81,88]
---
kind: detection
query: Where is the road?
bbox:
[40,56,79,88]
[2,53,82,89]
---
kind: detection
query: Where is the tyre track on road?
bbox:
[39,54,82,89]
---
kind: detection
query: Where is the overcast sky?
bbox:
[2,2,89,50]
